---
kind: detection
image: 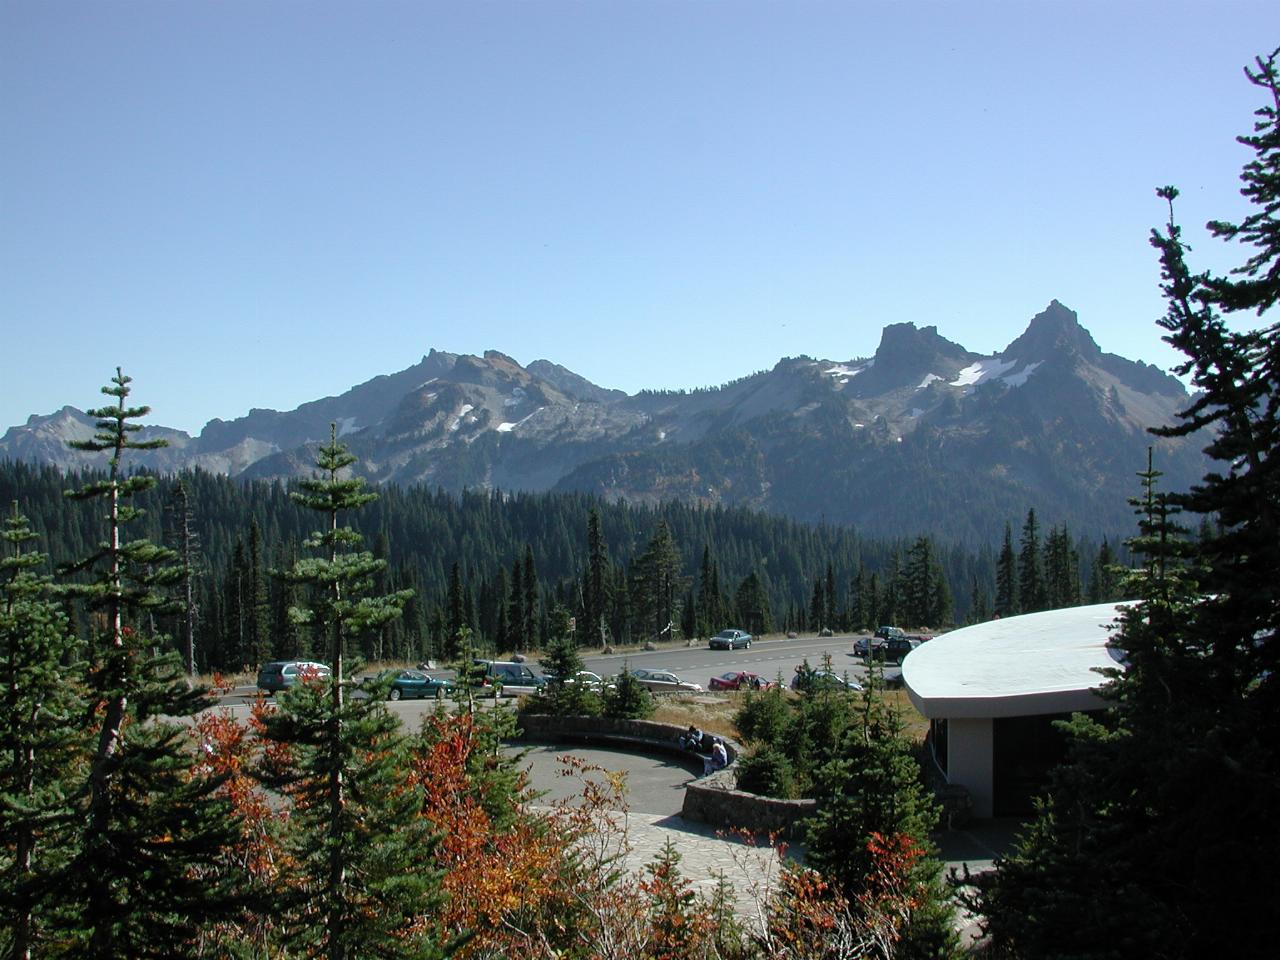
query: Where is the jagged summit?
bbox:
[1003,300,1102,362]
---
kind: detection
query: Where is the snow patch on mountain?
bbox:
[449,404,474,432]
[824,362,871,383]
[951,358,1018,388]
[917,374,943,389]
[495,407,544,434]
[1002,362,1042,387]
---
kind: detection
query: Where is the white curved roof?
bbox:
[903,601,1132,719]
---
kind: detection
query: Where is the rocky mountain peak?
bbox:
[1003,300,1101,362]
[853,322,973,393]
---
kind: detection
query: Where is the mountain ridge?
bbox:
[1,303,1206,542]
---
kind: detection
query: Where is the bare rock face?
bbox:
[0,303,1208,542]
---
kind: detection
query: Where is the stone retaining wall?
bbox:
[513,713,816,839]
[682,770,817,841]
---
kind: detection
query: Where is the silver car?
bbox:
[630,668,704,693]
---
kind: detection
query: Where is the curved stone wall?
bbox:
[513,713,815,839]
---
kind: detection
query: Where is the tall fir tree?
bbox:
[583,508,609,646]
[734,570,773,636]
[974,54,1280,958]
[446,561,466,658]
[696,544,725,638]
[630,520,683,641]
[163,480,200,676]
[521,544,538,650]
[1087,538,1123,603]
[58,369,244,958]
[1017,509,1045,613]
[994,522,1018,617]
[245,519,270,667]
[258,424,438,959]
[0,503,86,960]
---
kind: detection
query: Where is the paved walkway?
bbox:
[512,743,1020,922]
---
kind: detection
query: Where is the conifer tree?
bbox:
[245,518,269,666]
[734,570,773,635]
[257,424,437,959]
[630,521,682,641]
[969,575,991,624]
[808,578,826,631]
[521,544,538,650]
[505,557,524,652]
[974,53,1280,958]
[583,508,609,646]
[1087,538,1123,603]
[825,562,838,629]
[446,561,466,658]
[538,624,601,717]
[804,671,957,958]
[696,544,725,638]
[1017,509,1045,613]
[164,480,200,676]
[1042,525,1081,610]
[58,369,244,958]
[849,565,867,632]
[0,503,85,960]
[994,522,1018,617]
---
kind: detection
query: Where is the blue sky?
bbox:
[3,1,1276,435]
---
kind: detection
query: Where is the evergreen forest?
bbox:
[0,458,1125,673]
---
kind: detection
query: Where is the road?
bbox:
[214,634,901,707]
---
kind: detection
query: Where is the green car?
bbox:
[376,668,455,701]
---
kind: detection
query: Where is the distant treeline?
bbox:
[0,459,1129,671]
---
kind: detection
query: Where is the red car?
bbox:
[709,671,777,691]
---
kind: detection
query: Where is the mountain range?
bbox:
[2,301,1206,543]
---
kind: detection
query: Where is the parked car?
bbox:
[544,670,612,691]
[791,666,863,694]
[472,660,548,697]
[708,671,776,691]
[709,629,753,650]
[875,625,907,642]
[853,636,884,658]
[855,635,920,663]
[881,637,921,663]
[256,660,331,695]
[375,668,455,701]
[630,668,704,694]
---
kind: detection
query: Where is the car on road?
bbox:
[708,671,777,691]
[375,668,455,701]
[853,636,883,658]
[709,629,753,650]
[855,635,920,663]
[630,668,704,694]
[881,636,920,663]
[473,660,548,697]
[791,666,863,694]
[544,670,612,691]
[256,660,331,695]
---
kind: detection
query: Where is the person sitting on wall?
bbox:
[703,738,728,775]
[679,725,703,752]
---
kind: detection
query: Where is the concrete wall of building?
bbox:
[948,717,995,819]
